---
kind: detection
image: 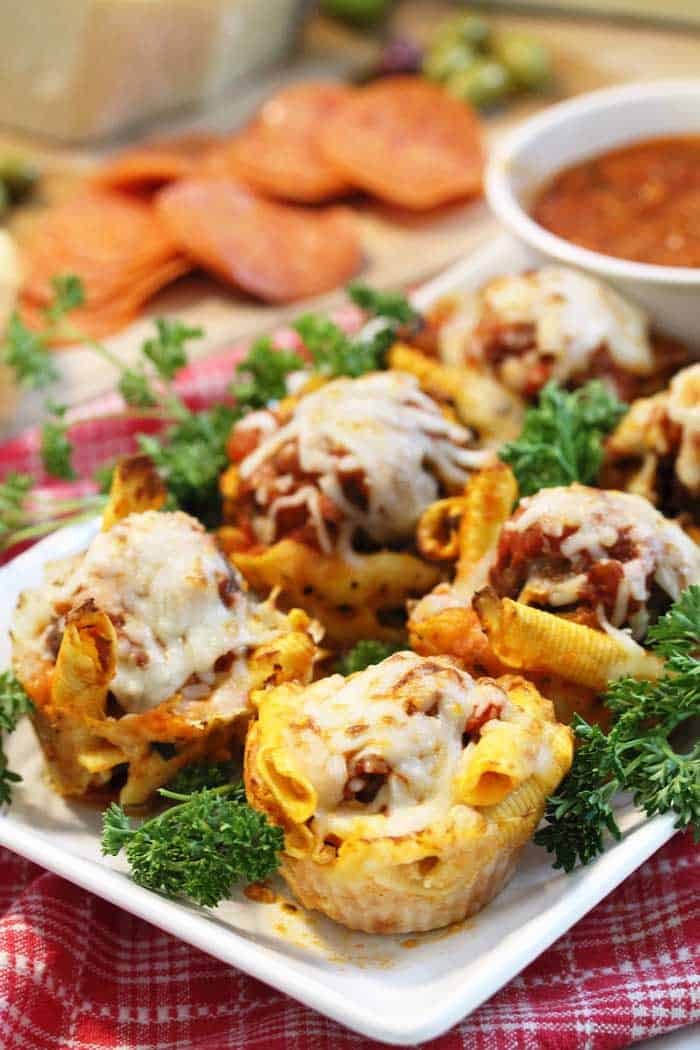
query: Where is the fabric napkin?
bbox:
[0,832,697,1050]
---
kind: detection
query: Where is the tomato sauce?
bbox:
[532,135,700,268]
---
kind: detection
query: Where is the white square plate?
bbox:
[0,236,679,1046]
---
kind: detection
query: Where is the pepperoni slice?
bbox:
[205,82,355,204]
[20,192,185,306]
[319,75,484,211]
[156,177,362,303]
[20,255,191,342]
[19,192,189,340]
[91,134,218,193]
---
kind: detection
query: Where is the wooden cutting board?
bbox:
[1,0,700,437]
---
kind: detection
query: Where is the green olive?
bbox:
[433,12,491,52]
[320,0,392,25]
[423,42,477,83]
[0,181,8,218]
[0,156,40,202]
[446,58,512,109]
[492,31,552,91]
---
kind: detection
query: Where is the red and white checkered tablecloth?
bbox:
[1,333,699,1049]
[1,833,697,1050]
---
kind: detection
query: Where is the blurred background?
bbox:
[0,1,699,145]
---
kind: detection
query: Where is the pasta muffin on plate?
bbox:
[419,267,686,401]
[410,466,699,718]
[10,457,319,805]
[219,370,502,645]
[245,651,572,934]
[603,362,700,531]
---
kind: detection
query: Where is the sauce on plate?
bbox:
[532,135,700,268]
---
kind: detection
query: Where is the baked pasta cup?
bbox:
[11,459,319,806]
[219,370,499,645]
[410,467,698,718]
[603,362,700,530]
[417,266,686,401]
[245,651,572,934]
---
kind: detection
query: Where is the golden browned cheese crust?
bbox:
[603,363,700,527]
[220,368,501,646]
[245,654,572,934]
[11,498,320,806]
[409,467,696,724]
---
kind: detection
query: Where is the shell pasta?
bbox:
[11,460,319,805]
[245,652,572,933]
[220,370,497,643]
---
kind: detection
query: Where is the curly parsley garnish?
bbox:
[40,402,76,480]
[0,671,33,805]
[231,337,304,410]
[535,586,700,872]
[2,313,60,390]
[165,760,241,796]
[102,777,282,908]
[293,284,418,380]
[500,380,626,497]
[337,640,402,675]
[347,282,419,327]
[2,277,421,548]
[2,274,238,533]
[0,473,34,542]
[138,404,240,527]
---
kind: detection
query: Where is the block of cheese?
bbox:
[0,0,305,142]
[0,231,20,335]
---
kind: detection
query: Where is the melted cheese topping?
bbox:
[238,371,492,553]
[440,266,653,381]
[38,511,286,713]
[281,652,509,838]
[668,363,700,493]
[507,486,700,638]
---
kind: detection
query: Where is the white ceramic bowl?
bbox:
[486,80,700,348]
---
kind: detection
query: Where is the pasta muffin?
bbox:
[11,459,319,805]
[484,484,700,641]
[410,469,697,713]
[245,651,572,934]
[421,267,686,401]
[603,362,700,528]
[220,370,498,644]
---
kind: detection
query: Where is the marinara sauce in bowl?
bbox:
[486,80,700,347]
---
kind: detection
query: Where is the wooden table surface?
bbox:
[1,0,699,437]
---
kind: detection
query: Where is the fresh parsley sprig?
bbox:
[138,404,241,526]
[0,274,87,390]
[165,760,240,796]
[293,284,418,380]
[40,402,76,480]
[295,309,409,378]
[500,381,626,497]
[2,314,59,389]
[535,587,700,872]
[0,671,33,805]
[143,319,203,382]
[337,640,402,676]
[231,337,304,410]
[347,282,419,328]
[0,473,34,541]
[3,274,234,527]
[102,778,282,908]
[4,277,421,546]
[44,274,85,324]
[0,468,103,553]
